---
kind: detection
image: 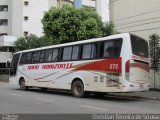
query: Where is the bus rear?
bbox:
[124,34,150,92]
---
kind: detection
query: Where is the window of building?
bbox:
[0,47,7,52]
[0,5,8,12]
[0,19,8,26]
[62,47,72,61]
[24,16,29,20]
[45,49,53,62]
[0,33,7,36]
[24,1,29,6]
[24,31,28,36]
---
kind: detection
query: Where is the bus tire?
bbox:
[19,78,28,91]
[71,80,85,98]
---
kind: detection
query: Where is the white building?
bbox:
[0,0,8,36]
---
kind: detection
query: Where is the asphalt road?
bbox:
[0,82,160,119]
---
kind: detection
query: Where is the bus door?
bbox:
[10,53,21,76]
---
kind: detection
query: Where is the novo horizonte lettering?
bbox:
[27,63,73,70]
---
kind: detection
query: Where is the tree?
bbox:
[42,5,103,45]
[149,33,160,72]
[102,21,118,36]
[149,33,160,89]
[14,34,50,51]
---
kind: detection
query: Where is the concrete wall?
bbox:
[0,0,9,35]
[22,0,49,36]
[110,0,160,40]
[9,0,23,36]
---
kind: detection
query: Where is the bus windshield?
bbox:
[130,34,149,58]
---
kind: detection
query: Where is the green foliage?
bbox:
[14,34,50,51]
[149,33,160,72]
[102,21,118,36]
[42,5,103,44]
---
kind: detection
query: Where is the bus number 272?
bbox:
[109,64,119,70]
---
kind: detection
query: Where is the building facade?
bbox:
[0,0,8,36]
[110,0,160,40]
[110,0,160,89]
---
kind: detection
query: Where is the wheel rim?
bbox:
[20,80,25,89]
[75,85,82,95]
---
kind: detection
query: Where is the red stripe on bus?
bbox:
[73,58,122,73]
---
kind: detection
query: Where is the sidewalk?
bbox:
[109,91,160,101]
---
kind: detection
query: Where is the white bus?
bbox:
[9,33,150,97]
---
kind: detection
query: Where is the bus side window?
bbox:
[40,51,45,63]
[52,48,59,62]
[45,49,53,62]
[32,51,40,63]
[103,41,114,58]
[71,46,79,60]
[25,52,32,64]
[114,39,123,57]
[19,53,26,64]
[62,47,72,61]
[91,43,98,59]
[82,44,92,59]
[101,39,123,58]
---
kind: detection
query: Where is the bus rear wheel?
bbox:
[19,78,28,91]
[72,81,85,98]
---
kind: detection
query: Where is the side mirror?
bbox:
[6,59,12,68]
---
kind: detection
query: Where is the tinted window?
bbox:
[52,49,59,62]
[91,43,98,59]
[25,52,32,64]
[19,53,26,64]
[10,53,20,76]
[32,51,40,63]
[82,44,92,59]
[45,49,53,62]
[62,47,72,61]
[101,39,122,58]
[40,51,45,63]
[131,35,149,58]
[72,46,79,60]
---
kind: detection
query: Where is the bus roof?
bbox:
[15,33,131,54]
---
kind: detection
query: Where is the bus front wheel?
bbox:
[71,80,85,98]
[19,78,28,91]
